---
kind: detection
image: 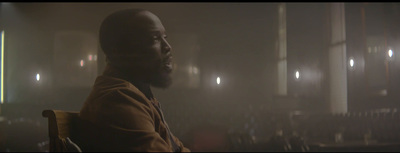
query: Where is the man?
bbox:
[78,8,190,152]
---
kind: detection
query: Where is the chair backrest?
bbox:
[42,110,82,152]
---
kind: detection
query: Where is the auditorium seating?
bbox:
[163,104,400,152]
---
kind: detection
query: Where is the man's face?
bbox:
[118,11,173,88]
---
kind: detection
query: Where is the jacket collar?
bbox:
[102,64,154,100]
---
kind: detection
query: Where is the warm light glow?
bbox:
[36,73,40,81]
[188,67,193,74]
[349,58,354,67]
[295,70,300,79]
[88,54,93,61]
[193,67,198,74]
[388,49,393,57]
[1,31,4,103]
[189,66,199,74]
[80,60,84,67]
[216,77,220,85]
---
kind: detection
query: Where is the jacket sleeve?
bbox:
[171,134,191,152]
[95,88,174,152]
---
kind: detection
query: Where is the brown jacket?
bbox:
[78,74,190,152]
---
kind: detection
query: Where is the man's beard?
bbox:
[108,56,173,88]
[148,58,173,89]
[125,63,173,89]
[149,70,172,89]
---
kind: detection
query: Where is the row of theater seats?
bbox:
[164,105,400,151]
[162,103,309,151]
[0,117,48,152]
[295,110,400,143]
[2,102,399,152]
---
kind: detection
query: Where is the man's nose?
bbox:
[162,39,172,52]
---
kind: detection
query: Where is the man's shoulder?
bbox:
[80,75,154,121]
[94,75,133,90]
[88,75,151,106]
[93,75,139,93]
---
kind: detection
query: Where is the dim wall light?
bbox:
[295,70,300,80]
[349,58,354,67]
[36,73,40,81]
[80,60,84,67]
[388,49,393,58]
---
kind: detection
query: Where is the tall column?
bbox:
[277,3,287,96]
[328,3,347,113]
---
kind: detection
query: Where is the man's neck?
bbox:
[103,64,154,100]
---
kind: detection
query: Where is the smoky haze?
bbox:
[1,2,400,152]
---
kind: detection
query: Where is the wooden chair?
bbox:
[42,110,82,152]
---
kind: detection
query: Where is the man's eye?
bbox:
[152,35,161,41]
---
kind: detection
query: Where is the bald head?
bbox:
[98,8,173,88]
[99,8,164,57]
